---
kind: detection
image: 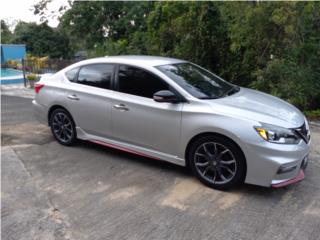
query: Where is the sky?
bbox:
[1,0,70,29]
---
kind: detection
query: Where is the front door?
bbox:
[111,65,182,156]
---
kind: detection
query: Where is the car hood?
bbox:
[208,87,305,128]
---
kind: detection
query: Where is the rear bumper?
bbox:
[32,99,47,124]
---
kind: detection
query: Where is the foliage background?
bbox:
[2,1,320,111]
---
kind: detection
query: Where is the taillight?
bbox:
[35,83,45,94]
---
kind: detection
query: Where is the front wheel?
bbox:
[49,108,77,146]
[188,135,246,190]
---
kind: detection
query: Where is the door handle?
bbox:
[67,94,79,100]
[113,104,129,111]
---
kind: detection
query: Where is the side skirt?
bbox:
[76,127,186,167]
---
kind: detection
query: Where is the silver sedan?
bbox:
[33,56,311,190]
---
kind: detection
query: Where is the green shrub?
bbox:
[304,109,320,120]
[26,74,37,81]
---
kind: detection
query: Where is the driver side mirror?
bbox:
[153,90,179,103]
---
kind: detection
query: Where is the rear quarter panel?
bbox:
[35,73,72,123]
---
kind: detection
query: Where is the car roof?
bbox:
[73,55,186,68]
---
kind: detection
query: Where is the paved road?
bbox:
[1,95,36,125]
[2,95,320,240]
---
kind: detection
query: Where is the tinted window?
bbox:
[118,65,169,98]
[77,64,114,89]
[157,63,237,99]
[65,67,79,82]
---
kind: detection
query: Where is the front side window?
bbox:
[157,63,237,99]
[77,64,114,89]
[118,65,169,98]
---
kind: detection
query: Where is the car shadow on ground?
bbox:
[76,139,287,196]
[77,139,191,176]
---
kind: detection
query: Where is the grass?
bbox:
[304,109,320,121]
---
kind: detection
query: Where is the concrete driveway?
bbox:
[2,95,320,240]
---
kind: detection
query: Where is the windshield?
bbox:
[157,63,237,99]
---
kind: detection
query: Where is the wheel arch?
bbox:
[48,105,73,126]
[185,132,247,171]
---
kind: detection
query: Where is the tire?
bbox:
[49,108,77,146]
[188,135,246,190]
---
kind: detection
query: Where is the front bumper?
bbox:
[272,170,305,188]
[271,155,308,187]
[244,138,310,187]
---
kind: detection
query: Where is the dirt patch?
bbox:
[216,192,242,210]
[160,178,201,210]
[304,200,320,216]
[1,123,52,146]
[161,177,242,213]
[92,181,111,193]
[109,186,142,200]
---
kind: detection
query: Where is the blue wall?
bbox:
[1,44,26,63]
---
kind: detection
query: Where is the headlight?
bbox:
[254,123,300,144]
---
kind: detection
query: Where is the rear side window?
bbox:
[118,65,169,98]
[77,64,114,89]
[65,67,79,82]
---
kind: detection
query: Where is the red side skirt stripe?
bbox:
[89,140,162,161]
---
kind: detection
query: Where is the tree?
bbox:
[59,1,154,50]
[31,0,320,110]
[13,21,71,58]
[222,2,320,109]
[147,2,229,77]
[1,20,13,43]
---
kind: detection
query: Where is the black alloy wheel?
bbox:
[50,109,76,146]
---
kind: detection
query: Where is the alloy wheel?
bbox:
[52,112,74,143]
[194,142,237,185]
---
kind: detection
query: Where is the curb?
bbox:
[309,121,320,128]
[1,92,34,99]
[1,85,35,99]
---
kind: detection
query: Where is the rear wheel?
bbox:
[49,108,76,146]
[188,135,246,190]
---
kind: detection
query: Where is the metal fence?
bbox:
[22,59,78,74]
[22,59,78,86]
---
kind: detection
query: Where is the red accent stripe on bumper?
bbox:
[272,170,305,188]
[89,140,162,161]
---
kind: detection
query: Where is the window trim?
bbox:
[114,64,186,102]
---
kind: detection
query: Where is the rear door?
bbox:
[64,63,115,138]
[111,65,183,156]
